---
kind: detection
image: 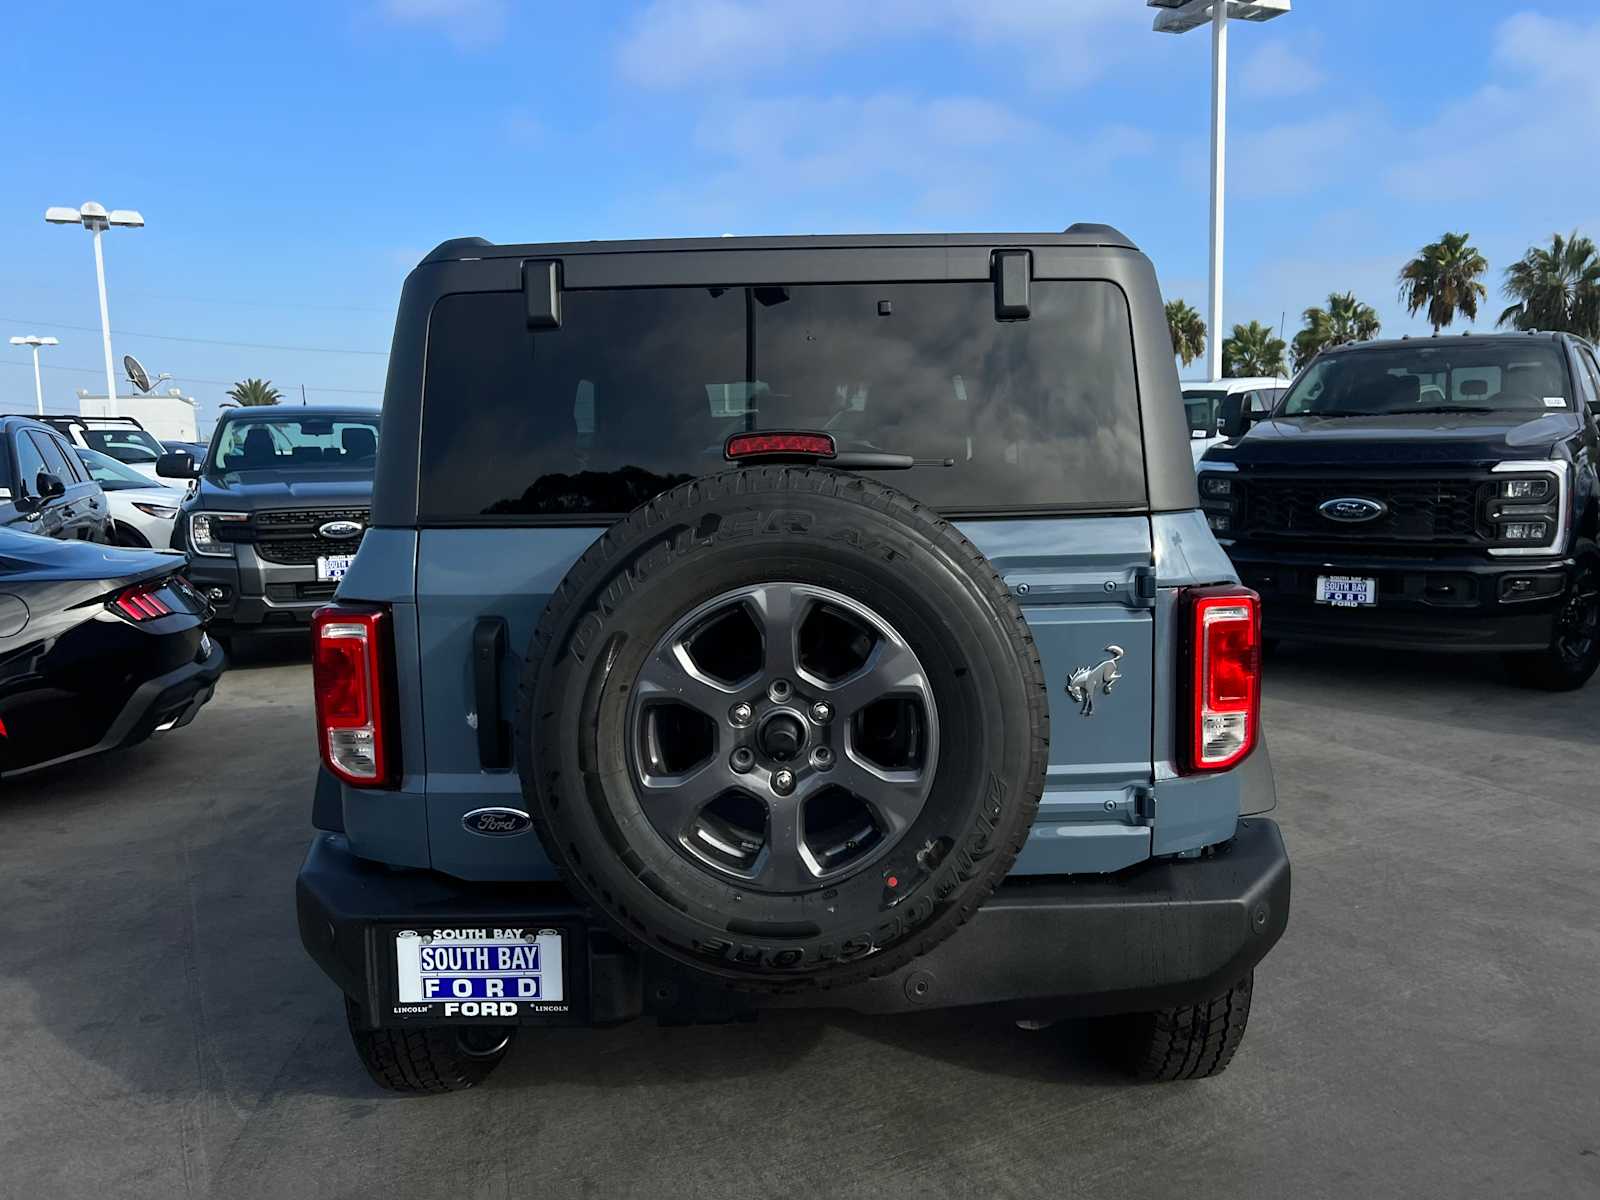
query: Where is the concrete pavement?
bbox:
[1,638,1596,1199]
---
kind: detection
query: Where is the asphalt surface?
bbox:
[2,637,1597,1200]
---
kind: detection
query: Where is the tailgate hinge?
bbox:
[1132,566,1157,608]
[1133,785,1157,827]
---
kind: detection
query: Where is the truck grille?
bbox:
[1241,478,1486,545]
[251,508,368,565]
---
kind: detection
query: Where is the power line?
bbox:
[0,357,383,396]
[0,315,389,357]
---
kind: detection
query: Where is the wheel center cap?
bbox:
[758,712,806,762]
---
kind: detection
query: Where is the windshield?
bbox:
[80,426,165,464]
[209,415,380,473]
[1280,343,1572,417]
[76,446,162,490]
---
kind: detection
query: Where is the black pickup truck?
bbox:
[157,407,379,636]
[1198,332,1600,689]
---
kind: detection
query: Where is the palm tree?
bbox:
[1165,298,1207,368]
[1398,232,1488,332]
[1222,320,1287,378]
[1497,230,1600,338]
[1292,291,1382,369]
[226,378,283,407]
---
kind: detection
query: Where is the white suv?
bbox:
[1182,377,1289,463]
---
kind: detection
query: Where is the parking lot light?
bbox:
[1148,1,1292,381]
[8,335,60,415]
[43,201,145,417]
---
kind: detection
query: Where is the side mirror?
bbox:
[35,471,66,501]
[156,451,200,479]
[1217,394,1254,439]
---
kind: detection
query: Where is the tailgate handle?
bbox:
[472,617,510,770]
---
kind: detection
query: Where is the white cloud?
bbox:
[378,0,508,48]
[1231,112,1366,198]
[1237,39,1326,99]
[1386,12,1600,226]
[642,93,1152,233]
[616,0,1145,91]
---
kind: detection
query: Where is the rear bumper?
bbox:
[297,818,1291,1027]
[1228,544,1571,651]
[3,634,225,778]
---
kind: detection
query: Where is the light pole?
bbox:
[9,335,60,416]
[1149,1,1290,381]
[44,201,145,417]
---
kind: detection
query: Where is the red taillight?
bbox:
[312,604,397,788]
[724,431,836,460]
[111,579,174,622]
[1181,585,1261,773]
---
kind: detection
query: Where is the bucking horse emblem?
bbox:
[1066,645,1125,716]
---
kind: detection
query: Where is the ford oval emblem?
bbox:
[462,807,532,837]
[319,519,364,540]
[1318,496,1388,523]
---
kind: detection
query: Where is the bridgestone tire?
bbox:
[344,998,514,1094]
[1123,973,1254,1082]
[516,466,1049,990]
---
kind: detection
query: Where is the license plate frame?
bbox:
[1315,575,1377,607]
[316,554,355,583]
[380,923,581,1025]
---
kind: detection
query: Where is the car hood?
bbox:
[0,527,183,584]
[1213,411,1580,469]
[193,470,374,512]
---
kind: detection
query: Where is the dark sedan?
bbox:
[0,528,225,778]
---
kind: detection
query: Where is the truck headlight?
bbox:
[189,512,247,557]
[1487,464,1566,556]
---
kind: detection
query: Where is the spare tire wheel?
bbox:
[516,466,1048,989]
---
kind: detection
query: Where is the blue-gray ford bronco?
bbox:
[295,227,1291,1092]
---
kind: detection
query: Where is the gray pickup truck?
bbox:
[295,227,1291,1092]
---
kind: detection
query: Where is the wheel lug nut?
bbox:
[730,747,754,773]
[730,702,753,727]
[810,701,832,723]
[768,679,791,702]
[809,746,833,770]
[772,768,795,795]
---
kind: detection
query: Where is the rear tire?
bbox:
[1122,973,1254,1082]
[343,997,514,1094]
[1505,555,1600,692]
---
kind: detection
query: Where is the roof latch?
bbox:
[992,249,1031,321]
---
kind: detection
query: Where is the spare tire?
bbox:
[516,466,1048,990]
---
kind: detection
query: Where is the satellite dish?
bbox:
[124,354,153,393]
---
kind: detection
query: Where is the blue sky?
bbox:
[3,0,1598,428]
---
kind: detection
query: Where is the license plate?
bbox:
[392,927,566,1019]
[1315,575,1376,607]
[316,554,354,582]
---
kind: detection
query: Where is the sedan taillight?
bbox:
[111,579,174,621]
[312,604,398,788]
[1181,585,1261,773]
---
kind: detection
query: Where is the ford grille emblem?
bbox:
[462,807,532,837]
[318,519,364,540]
[1318,497,1388,523]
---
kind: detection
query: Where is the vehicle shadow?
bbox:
[1263,638,1594,754]
[218,632,312,669]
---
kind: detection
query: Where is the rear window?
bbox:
[80,425,164,464]
[417,281,1145,520]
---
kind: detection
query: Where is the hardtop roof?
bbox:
[420,225,1138,266]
